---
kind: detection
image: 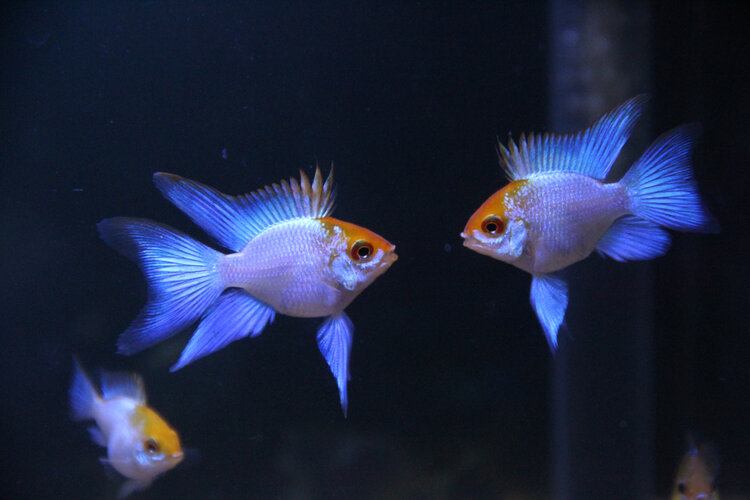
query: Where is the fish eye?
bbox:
[144,438,159,454]
[677,482,686,494]
[481,216,504,236]
[351,240,374,261]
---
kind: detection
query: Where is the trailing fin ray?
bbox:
[499,95,647,181]
[97,218,224,355]
[317,312,354,416]
[530,274,568,351]
[100,370,146,402]
[597,215,671,262]
[621,124,716,232]
[153,167,336,252]
[170,290,276,371]
[70,358,99,421]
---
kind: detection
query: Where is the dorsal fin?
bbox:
[498,95,648,181]
[100,370,146,403]
[153,166,336,252]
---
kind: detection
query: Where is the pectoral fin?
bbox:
[316,312,354,416]
[530,274,568,351]
[87,426,106,447]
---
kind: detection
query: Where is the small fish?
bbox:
[69,359,183,498]
[672,442,719,500]
[461,96,715,349]
[98,167,397,415]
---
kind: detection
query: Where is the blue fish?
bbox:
[461,96,716,349]
[99,168,397,414]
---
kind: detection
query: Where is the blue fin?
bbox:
[100,370,146,403]
[170,290,275,371]
[88,426,106,447]
[621,124,716,232]
[117,479,150,499]
[99,457,121,480]
[153,167,336,252]
[70,358,99,421]
[316,312,354,416]
[499,95,647,180]
[597,215,671,262]
[98,218,224,355]
[530,274,569,351]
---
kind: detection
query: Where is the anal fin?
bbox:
[117,479,151,499]
[597,215,671,262]
[530,274,568,351]
[316,312,354,416]
[171,290,275,371]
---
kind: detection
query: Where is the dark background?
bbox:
[0,1,747,499]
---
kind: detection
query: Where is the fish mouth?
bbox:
[384,250,398,265]
[461,232,488,255]
[171,451,185,461]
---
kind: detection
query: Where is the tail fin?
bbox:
[621,124,716,232]
[97,218,224,355]
[70,358,100,421]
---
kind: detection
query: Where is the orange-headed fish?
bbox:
[69,359,183,498]
[672,442,719,500]
[462,96,715,350]
[98,167,397,414]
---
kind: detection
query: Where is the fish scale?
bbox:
[515,173,627,274]
[222,218,342,317]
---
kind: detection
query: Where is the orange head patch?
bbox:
[320,217,397,264]
[462,180,528,239]
[132,405,182,458]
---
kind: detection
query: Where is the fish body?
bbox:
[672,443,719,500]
[462,96,715,349]
[99,167,396,414]
[222,216,393,317]
[69,360,183,498]
[465,174,627,274]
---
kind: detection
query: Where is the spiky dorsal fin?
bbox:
[498,95,648,181]
[100,370,146,403]
[153,166,336,252]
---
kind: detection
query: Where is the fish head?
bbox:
[461,181,528,264]
[672,445,719,500]
[130,405,184,474]
[321,217,397,292]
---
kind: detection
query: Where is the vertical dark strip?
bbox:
[548,1,654,498]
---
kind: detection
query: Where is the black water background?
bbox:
[1,2,748,498]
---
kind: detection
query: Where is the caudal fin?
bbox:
[98,218,224,355]
[70,358,100,421]
[621,124,716,232]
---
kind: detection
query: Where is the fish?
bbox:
[672,441,719,500]
[461,96,715,350]
[69,359,183,498]
[98,167,397,415]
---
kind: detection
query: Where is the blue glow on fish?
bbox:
[463,95,716,351]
